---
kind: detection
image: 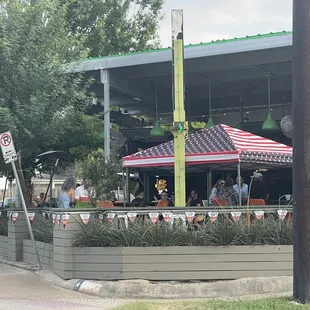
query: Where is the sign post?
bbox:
[0,131,41,269]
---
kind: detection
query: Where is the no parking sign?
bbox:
[0,131,41,268]
[0,131,17,164]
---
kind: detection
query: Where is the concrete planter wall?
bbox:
[4,212,294,281]
[23,240,53,270]
[67,245,293,281]
[0,235,8,258]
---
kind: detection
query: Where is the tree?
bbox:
[76,149,121,202]
[0,0,103,182]
[62,0,164,57]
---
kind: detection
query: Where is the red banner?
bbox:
[208,212,218,222]
[231,211,241,222]
[254,210,264,220]
[80,213,90,225]
[149,213,159,224]
[127,213,137,223]
[62,214,70,227]
[185,212,196,223]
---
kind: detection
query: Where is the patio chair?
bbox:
[98,201,114,208]
[202,200,208,207]
[278,194,292,206]
[212,198,229,207]
[249,199,265,206]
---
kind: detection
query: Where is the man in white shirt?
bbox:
[111,190,135,202]
[75,178,91,200]
[233,176,248,201]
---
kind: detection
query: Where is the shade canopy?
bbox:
[122,124,292,170]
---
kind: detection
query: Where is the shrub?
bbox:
[30,213,53,244]
[73,216,293,248]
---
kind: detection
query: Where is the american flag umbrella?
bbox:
[122,124,292,169]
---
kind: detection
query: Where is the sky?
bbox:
[159,0,292,47]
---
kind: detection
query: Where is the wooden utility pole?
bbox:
[292,0,310,304]
[171,10,188,207]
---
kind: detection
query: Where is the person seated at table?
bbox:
[75,178,91,201]
[33,192,48,207]
[131,191,146,207]
[58,176,76,208]
[218,176,238,206]
[187,190,203,207]
[233,176,248,204]
[157,191,174,207]
[209,179,224,204]
[250,172,269,203]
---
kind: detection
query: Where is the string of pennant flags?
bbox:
[3,209,290,226]
[81,209,289,224]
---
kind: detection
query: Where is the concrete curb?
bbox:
[36,269,293,300]
[0,258,293,299]
[0,256,38,271]
[95,277,293,299]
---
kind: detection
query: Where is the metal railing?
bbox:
[1,205,293,219]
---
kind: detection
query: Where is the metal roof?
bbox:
[70,31,292,72]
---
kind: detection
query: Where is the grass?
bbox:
[112,298,308,310]
[73,215,293,247]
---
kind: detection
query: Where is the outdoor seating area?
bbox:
[120,124,293,207]
[15,124,292,213]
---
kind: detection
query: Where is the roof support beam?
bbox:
[100,69,111,160]
[124,48,292,80]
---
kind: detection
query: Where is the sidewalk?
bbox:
[0,256,293,300]
[0,262,129,310]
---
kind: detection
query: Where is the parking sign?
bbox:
[0,131,17,164]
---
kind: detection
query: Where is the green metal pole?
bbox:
[171,10,188,207]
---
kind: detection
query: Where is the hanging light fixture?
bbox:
[150,84,165,136]
[262,75,279,131]
[205,80,215,128]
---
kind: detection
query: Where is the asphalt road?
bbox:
[0,263,127,310]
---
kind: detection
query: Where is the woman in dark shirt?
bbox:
[187,190,203,207]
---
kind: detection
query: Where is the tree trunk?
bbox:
[15,153,31,209]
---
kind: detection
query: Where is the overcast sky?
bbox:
[159,0,292,47]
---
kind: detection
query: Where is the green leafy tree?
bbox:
[76,149,121,202]
[62,0,164,57]
[0,0,103,181]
